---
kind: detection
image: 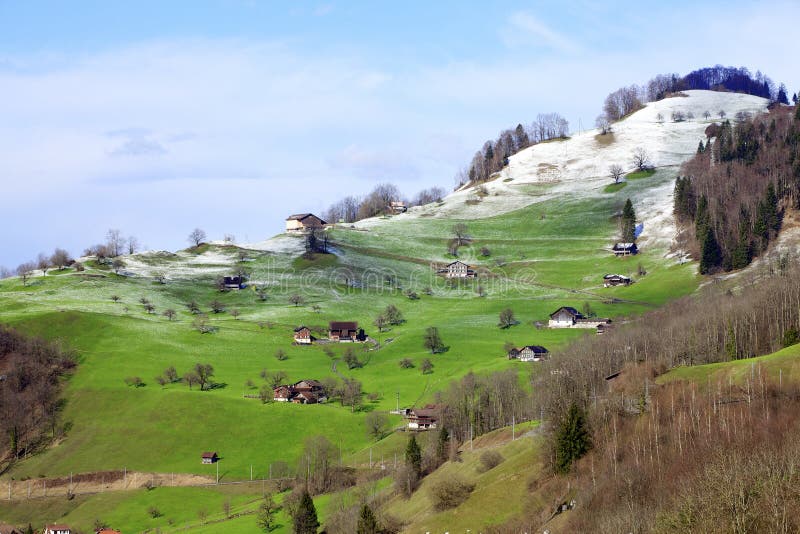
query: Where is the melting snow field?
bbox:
[368,90,769,253]
[111,91,771,278]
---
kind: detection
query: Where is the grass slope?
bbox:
[658,343,800,386]
[0,169,700,534]
[385,425,543,533]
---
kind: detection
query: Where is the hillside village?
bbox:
[1,61,800,533]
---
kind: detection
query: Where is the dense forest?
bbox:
[0,325,76,469]
[674,104,800,273]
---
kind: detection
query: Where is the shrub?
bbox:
[429,476,475,510]
[478,450,504,472]
[399,358,414,369]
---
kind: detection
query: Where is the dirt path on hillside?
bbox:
[1,470,213,501]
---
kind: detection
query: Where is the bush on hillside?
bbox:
[478,450,504,472]
[429,476,475,510]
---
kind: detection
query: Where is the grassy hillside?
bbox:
[658,342,800,386]
[0,174,698,483]
[384,424,546,533]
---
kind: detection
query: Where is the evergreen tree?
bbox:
[554,403,591,474]
[405,435,422,477]
[793,92,798,105]
[356,504,380,534]
[731,206,753,269]
[514,123,530,150]
[765,182,780,232]
[777,83,789,105]
[695,195,709,241]
[292,490,319,534]
[484,142,494,162]
[697,140,705,154]
[699,227,721,274]
[621,198,637,243]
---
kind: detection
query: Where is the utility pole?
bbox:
[396,392,400,412]
[250,464,253,481]
[216,462,219,485]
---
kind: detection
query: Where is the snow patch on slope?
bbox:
[359,90,769,253]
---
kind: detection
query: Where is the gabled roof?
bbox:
[520,345,549,353]
[329,321,358,330]
[286,213,327,224]
[613,242,637,249]
[201,451,218,458]
[603,273,631,280]
[446,260,471,267]
[295,379,323,388]
[294,326,310,332]
[550,306,582,319]
[0,525,21,534]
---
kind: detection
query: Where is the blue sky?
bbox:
[1,1,798,268]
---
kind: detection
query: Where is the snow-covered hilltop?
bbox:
[372,90,769,251]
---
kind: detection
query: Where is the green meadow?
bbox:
[0,172,699,529]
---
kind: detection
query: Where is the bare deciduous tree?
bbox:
[188,228,207,247]
[50,248,72,270]
[365,411,389,440]
[632,147,652,171]
[34,253,50,277]
[452,223,470,247]
[112,258,126,274]
[609,164,624,184]
[127,236,139,255]
[16,262,35,285]
[106,229,125,257]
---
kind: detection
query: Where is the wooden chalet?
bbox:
[273,385,293,402]
[43,526,71,534]
[603,274,632,287]
[507,345,549,362]
[201,451,219,464]
[328,321,366,342]
[439,260,477,278]
[285,213,327,232]
[549,307,611,330]
[273,380,327,404]
[389,201,407,214]
[293,326,314,345]
[406,405,439,430]
[223,275,245,290]
[548,306,583,327]
[612,242,639,256]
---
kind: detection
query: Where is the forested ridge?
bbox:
[0,325,76,469]
[674,104,800,273]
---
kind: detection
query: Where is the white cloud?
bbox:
[503,11,582,54]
